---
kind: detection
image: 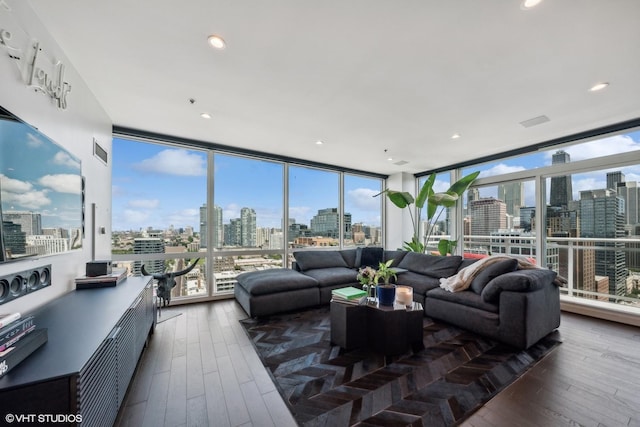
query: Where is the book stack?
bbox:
[75,268,127,289]
[331,286,367,305]
[0,313,48,379]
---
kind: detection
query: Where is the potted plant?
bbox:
[376,171,480,254]
[356,265,378,300]
[374,259,397,306]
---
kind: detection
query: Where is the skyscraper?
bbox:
[470,198,507,237]
[606,171,625,191]
[497,182,524,217]
[2,211,42,236]
[579,189,626,296]
[199,204,207,248]
[212,205,223,248]
[241,207,257,247]
[310,208,351,239]
[550,150,573,208]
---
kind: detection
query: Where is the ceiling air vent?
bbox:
[519,115,550,128]
[393,160,409,166]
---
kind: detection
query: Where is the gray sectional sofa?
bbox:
[234,248,561,349]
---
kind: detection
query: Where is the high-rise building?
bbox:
[310,208,351,239]
[212,205,223,248]
[606,171,625,191]
[519,206,535,232]
[497,182,524,217]
[241,207,257,247]
[2,221,26,255]
[550,150,573,208]
[470,198,507,237]
[199,204,207,248]
[133,237,165,275]
[225,218,242,246]
[579,189,626,296]
[2,211,42,236]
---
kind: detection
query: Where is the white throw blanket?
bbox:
[439,255,539,293]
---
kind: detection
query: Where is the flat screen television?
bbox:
[0,106,83,263]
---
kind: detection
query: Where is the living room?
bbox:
[1,1,639,426]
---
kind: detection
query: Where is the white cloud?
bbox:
[480,164,527,178]
[128,199,160,209]
[38,174,81,194]
[133,149,206,176]
[545,134,640,162]
[26,132,44,148]
[52,151,80,169]
[0,174,33,193]
[2,188,51,210]
[223,203,241,221]
[347,188,380,210]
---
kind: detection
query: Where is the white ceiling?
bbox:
[28,0,640,176]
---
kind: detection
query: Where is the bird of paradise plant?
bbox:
[376,171,480,254]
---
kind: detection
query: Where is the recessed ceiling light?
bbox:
[521,0,543,9]
[315,140,323,145]
[200,113,211,119]
[451,133,461,139]
[387,157,393,161]
[589,82,609,92]
[207,34,226,50]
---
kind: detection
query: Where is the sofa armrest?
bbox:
[481,269,557,303]
[497,283,561,349]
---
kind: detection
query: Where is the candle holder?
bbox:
[395,285,413,307]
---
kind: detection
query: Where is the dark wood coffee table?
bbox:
[330,300,424,356]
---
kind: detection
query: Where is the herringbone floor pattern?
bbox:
[241,306,560,427]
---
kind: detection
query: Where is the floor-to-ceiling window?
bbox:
[111,135,384,302]
[343,174,383,248]
[445,128,640,314]
[111,137,208,303]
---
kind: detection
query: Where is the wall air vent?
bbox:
[93,138,108,164]
[520,115,550,128]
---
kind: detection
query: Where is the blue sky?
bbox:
[113,130,640,232]
[112,138,383,231]
[0,120,82,229]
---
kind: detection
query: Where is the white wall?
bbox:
[384,172,416,251]
[0,1,112,313]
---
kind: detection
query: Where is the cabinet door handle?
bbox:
[130,296,143,309]
[108,326,121,340]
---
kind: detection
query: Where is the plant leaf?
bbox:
[447,171,480,196]
[438,239,450,256]
[385,190,414,208]
[416,173,435,209]
[430,192,458,208]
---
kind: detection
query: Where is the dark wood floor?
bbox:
[115,300,640,427]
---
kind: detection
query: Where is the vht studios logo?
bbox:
[0,360,8,376]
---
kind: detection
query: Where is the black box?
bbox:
[86,261,112,277]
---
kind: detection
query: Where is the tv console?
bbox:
[0,276,155,426]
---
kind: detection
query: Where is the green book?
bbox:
[332,286,366,300]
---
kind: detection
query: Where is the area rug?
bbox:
[240,306,561,427]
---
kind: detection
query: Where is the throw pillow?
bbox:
[356,247,384,268]
[469,258,519,294]
[293,250,348,271]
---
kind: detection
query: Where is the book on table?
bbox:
[331,286,367,300]
[0,313,21,329]
[0,328,48,379]
[0,315,36,352]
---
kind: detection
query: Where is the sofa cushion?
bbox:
[294,250,348,271]
[340,249,358,268]
[302,267,359,287]
[396,252,462,278]
[384,250,408,265]
[395,271,441,296]
[356,247,384,268]
[459,258,479,270]
[426,288,499,313]
[469,258,519,294]
[236,269,318,296]
[481,268,558,303]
